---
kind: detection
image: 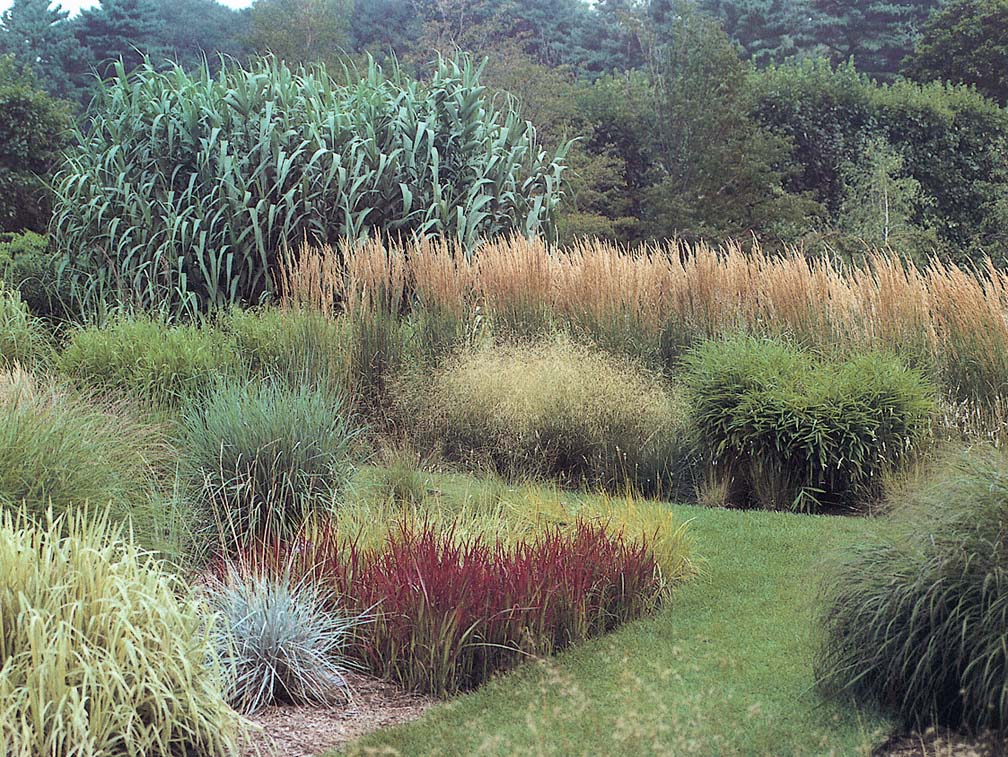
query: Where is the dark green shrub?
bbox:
[0,283,51,368]
[749,58,1008,264]
[58,316,241,407]
[818,449,1008,735]
[399,336,696,495]
[0,55,71,233]
[52,55,568,314]
[178,379,361,542]
[0,368,166,527]
[0,231,71,318]
[683,336,934,511]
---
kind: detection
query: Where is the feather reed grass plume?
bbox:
[281,236,1008,409]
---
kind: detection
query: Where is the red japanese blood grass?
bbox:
[216,518,664,697]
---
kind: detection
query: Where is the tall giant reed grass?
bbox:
[282,236,1008,417]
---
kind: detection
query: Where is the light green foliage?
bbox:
[400,335,696,495]
[205,570,367,714]
[58,315,240,407]
[0,55,70,233]
[52,54,568,314]
[227,306,349,389]
[245,0,351,69]
[0,508,248,756]
[836,137,939,259]
[178,378,361,542]
[0,283,50,367]
[683,336,934,511]
[0,368,166,527]
[819,449,1008,735]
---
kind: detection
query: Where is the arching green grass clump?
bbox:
[818,449,1008,735]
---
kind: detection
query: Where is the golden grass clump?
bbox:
[281,236,1008,423]
[0,508,249,756]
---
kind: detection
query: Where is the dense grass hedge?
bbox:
[684,336,934,511]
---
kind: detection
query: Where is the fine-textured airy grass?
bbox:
[398,336,696,495]
[817,448,1008,735]
[340,471,891,755]
[0,283,51,368]
[0,509,248,756]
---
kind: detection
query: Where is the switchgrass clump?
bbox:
[817,449,1008,736]
[684,336,934,511]
[203,569,367,714]
[400,336,695,494]
[226,306,349,389]
[178,378,361,543]
[58,315,240,407]
[0,368,166,528]
[0,509,247,756]
[0,283,51,367]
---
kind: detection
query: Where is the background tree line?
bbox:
[2,0,1008,262]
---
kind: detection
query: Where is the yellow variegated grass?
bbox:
[0,508,250,756]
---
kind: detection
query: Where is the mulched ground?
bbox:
[245,673,434,757]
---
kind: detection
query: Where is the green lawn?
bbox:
[340,490,893,756]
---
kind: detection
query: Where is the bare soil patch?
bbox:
[880,729,1004,757]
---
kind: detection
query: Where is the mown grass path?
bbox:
[342,502,893,756]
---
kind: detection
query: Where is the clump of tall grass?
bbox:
[684,336,934,512]
[203,569,368,714]
[178,378,361,545]
[0,508,248,755]
[397,335,696,495]
[58,315,240,407]
[0,368,167,528]
[817,449,1008,736]
[0,282,51,368]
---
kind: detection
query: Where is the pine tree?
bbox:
[0,0,89,102]
[809,0,942,79]
[698,0,814,65]
[74,0,168,79]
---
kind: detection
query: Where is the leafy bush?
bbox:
[204,569,366,714]
[240,519,664,697]
[0,368,166,527]
[0,283,51,367]
[399,336,695,494]
[0,55,71,233]
[683,336,934,511]
[178,379,360,543]
[818,450,1008,735]
[58,315,240,407]
[52,55,568,314]
[0,231,70,318]
[0,508,247,755]
[749,58,1008,264]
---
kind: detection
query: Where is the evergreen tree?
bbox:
[0,0,89,102]
[74,0,168,79]
[698,0,813,65]
[154,0,250,70]
[809,0,942,79]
